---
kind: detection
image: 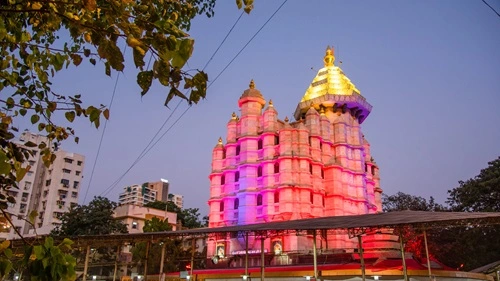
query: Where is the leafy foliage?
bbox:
[382,192,446,212]
[24,237,76,281]
[144,200,206,229]
[51,196,127,236]
[447,157,500,212]
[0,0,255,230]
[0,240,13,279]
[382,157,500,271]
[143,216,172,232]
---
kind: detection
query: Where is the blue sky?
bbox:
[15,0,500,214]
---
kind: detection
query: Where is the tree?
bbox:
[52,196,127,236]
[144,200,205,229]
[447,157,500,212]
[383,192,446,212]
[437,156,500,271]
[0,0,254,230]
[143,217,172,232]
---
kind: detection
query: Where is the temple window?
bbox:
[274,162,280,174]
[371,166,375,176]
[221,175,225,185]
[234,198,239,210]
[257,194,263,206]
[257,166,263,177]
[236,145,240,156]
[220,201,225,212]
[365,164,368,172]
[274,191,279,203]
[310,192,314,204]
[235,171,240,182]
[258,139,263,150]
[274,135,279,145]
[322,196,325,207]
[309,163,313,174]
[222,149,226,159]
[321,169,324,179]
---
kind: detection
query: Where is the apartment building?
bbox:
[168,193,184,209]
[0,131,85,239]
[118,179,169,206]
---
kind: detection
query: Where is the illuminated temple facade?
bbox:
[207,47,395,260]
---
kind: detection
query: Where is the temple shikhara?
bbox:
[208,47,399,262]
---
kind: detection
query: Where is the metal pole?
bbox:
[357,235,366,281]
[245,232,249,276]
[190,238,195,277]
[399,233,409,281]
[144,241,151,281]
[83,245,90,281]
[113,245,120,281]
[159,242,166,276]
[313,230,318,280]
[423,229,432,281]
[261,237,265,281]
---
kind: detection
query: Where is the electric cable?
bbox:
[100,10,248,196]
[481,0,500,18]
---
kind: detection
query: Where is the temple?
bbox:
[207,47,398,262]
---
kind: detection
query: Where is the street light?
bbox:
[304,276,312,281]
[186,275,191,280]
[373,276,380,280]
[241,275,248,280]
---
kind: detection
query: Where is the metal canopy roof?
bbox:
[11,210,500,247]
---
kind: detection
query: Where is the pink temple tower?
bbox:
[208,47,396,261]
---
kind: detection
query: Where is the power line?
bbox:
[101,0,288,197]
[100,10,248,197]
[83,46,126,204]
[481,0,500,18]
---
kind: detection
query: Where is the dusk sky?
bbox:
[14,0,500,214]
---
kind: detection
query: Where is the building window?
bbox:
[257,166,262,177]
[220,201,224,212]
[62,169,71,174]
[222,149,226,159]
[309,163,313,174]
[71,192,78,198]
[257,194,263,206]
[27,171,33,177]
[77,161,82,166]
[310,192,314,204]
[73,181,79,189]
[45,179,51,186]
[371,166,375,176]
[274,135,279,145]
[274,162,280,174]
[64,158,73,164]
[132,221,138,229]
[60,179,69,187]
[236,145,240,156]
[365,164,368,172]
[24,182,32,190]
[321,169,324,179]
[319,142,322,150]
[274,191,279,203]
[258,139,263,150]
[28,160,35,166]
[234,198,239,210]
[235,171,239,182]
[221,175,225,185]
[322,196,325,207]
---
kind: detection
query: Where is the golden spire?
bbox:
[324,46,335,67]
[249,79,255,89]
[218,137,223,144]
[231,112,237,120]
[319,106,325,115]
[284,116,289,123]
[268,99,273,106]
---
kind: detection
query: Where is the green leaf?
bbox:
[31,114,40,124]
[0,151,11,174]
[65,111,75,122]
[29,210,38,224]
[137,70,153,96]
[15,166,28,182]
[34,245,45,260]
[70,54,82,66]
[24,141,37,147]
[236,0,243,9]
[19,108,27,116]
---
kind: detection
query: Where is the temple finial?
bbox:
[249,79,255,89]
[324,46,335,67]
[268,99,273,107]
[231,112,237,120]
[218,137,223,144]
[284,116,289,123]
